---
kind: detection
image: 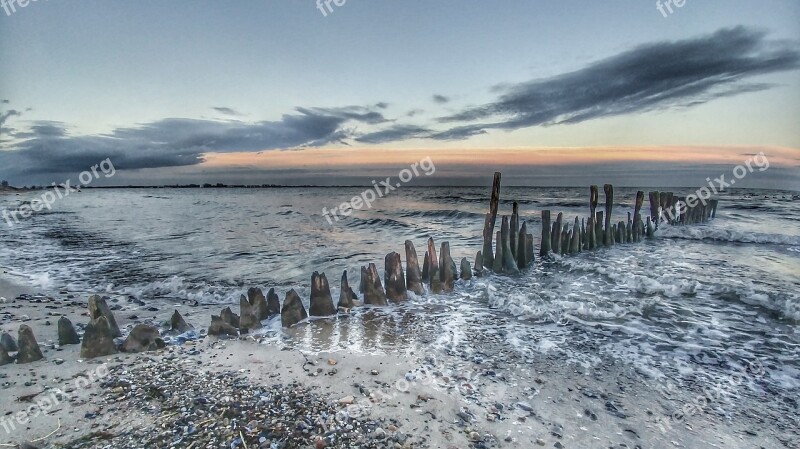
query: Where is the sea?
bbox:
[1,186,798,445]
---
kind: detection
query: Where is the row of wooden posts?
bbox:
[480,172,719,273]
[214,171,722,329]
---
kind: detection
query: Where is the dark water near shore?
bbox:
[1,186,799,444]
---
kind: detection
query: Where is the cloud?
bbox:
[0,105,389,179]
[406,109,424,117]
[212,106,244,116]
[355,125,432,144]
[432,94,450,104]
[434,27,799,139]
[0,109,22,130]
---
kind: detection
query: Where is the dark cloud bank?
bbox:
[1,26,798,183]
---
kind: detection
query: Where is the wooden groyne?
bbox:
[0,171,722,364]
[480,172,719,264]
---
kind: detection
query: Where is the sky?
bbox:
[1,0,799,189]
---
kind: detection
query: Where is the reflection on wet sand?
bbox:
[283,307,423,355]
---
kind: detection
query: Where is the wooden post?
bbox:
[363,263,388,305]
[570,217,580,253]
[439,242,457,292]
[526,233,534,266]
[595,211,603,246]
[310,271,337,316]
[589,185,598,250]
[510,202,519,261]
[553,212,563,254]
[482,172,501,269]
[501,216,520,274]
[540,210,552,256]
[604,184,614,246]
[581,218,587,251]
[427,238,443,293]
[648,191,660,229]
[460,258,472,281]
[404,240,424,295]
[493,231,503,273]
[338,270,358,310]
[385,252,407,302]
[633,191,644,242]
[421,251,430,283]
[517,221,528,269]
[664,192,674,224]
[626,212,633,243]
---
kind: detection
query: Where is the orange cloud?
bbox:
[202,146,800,169]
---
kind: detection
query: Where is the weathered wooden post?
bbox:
[421,251,430,283]
[310,271,337,317]
[405,240,424,295]
[664,192,674,224]
[554,212,564,254]
[626,212,633,243]
[604,184,614,246]
[595,211,603,245]
[633,191,644,242]
[482,172,501,269]
[646,217,655,239]
[540,210,552,256]
[500,216,520,274]
[589,185,598,250]
[363,263,389,305]
[525,234,536,266]
[570,217,580,253]
[475,251,483,276]
[581,218,587,251]
[510,202,519,261]
[676,197,686,225]
[710,199,719,218]
[460,258,472,280]
[561,228,569,255]
[338,270,358,310]
[587,216,595,249]
[492,230,503,273]
[648,191,660,229]
[517,222,528,269]
[385,251,408,302]
[440,242,457,291]
[427,237,443,293]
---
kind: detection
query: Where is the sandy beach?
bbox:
[1,266,792,449]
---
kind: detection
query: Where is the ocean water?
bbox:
[1,186,799,442]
